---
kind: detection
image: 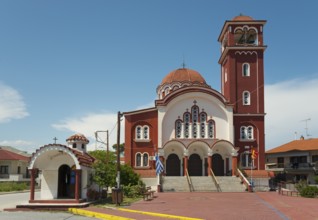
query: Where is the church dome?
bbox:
[157,68,209,100]
[160,68,206,85]
[232,15,253,21]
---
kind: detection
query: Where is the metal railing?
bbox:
[186,169,194,192]
[210,168,222,192]
[236,168,252,192]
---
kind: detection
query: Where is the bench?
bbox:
[143,187,156,201]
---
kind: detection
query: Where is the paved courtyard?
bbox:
[80,192,318,220]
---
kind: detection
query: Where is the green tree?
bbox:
[89,150,117,192]
[112,143,125,153]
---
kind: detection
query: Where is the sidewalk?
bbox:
[72,191,318,220]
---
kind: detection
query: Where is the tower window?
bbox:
[136,153,142,167]
[242,63,250,77]
[240,126,254,140]
[72,143,76,148]
[241,150,253,168]
[243,91,251,105]
[234,27,258,45]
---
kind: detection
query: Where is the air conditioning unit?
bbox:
[149,156,155,161]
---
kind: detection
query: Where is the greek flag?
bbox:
[155,154,164,175]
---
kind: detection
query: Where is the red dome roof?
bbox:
[161,68,206,85]
[232,15,253,21]
[66,134,89,143]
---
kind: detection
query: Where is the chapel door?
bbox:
[58,164,74,198]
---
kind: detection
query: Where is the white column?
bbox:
[181,122,184,138]
[189,123,192,139]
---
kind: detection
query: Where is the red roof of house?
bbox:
[0,148,30,161]
[266,138,318,154]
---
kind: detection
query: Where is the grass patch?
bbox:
[0,182,28,192]
[93,196,142,207]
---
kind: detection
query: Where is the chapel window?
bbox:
[242,63,250,77]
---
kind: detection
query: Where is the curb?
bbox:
[69,208,134,220]
[117,208,203,220]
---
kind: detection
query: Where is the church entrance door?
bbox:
[188,153,202,176]
[166,154,181,176]
[212,154,224,176]
[58,164,74,198]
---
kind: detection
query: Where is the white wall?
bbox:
[41,170,58,199]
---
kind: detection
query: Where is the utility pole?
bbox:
[116,111,122,189]
[94,130,109,161]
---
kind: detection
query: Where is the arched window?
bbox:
[136,126,142,139]
[241,150,252,168]
[241,126,254,140]
[175,120,182,138]
[242,63,250,77]
[143,126,149,139]
[184,112,190,138]
[243,91,250,105]
[143,153,149,167]
[135,125,150,141]
[136,153,142,167]
[208,120,215,138]
[200,113,207,138]
[192,106,199,123]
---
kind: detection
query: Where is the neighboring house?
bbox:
[124,14,267,178]
[0,146,30,181]
[266,136,318,184]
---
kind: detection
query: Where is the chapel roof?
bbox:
[66,133,89,143]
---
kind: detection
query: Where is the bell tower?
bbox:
[218,15,267,169]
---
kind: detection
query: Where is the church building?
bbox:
[124,15,266,178]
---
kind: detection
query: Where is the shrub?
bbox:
[314,176,318,184]
[300,186,318,198]
[295,180,307,192]
[122,181,145,198]
[0,182,28,192]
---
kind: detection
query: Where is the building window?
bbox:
[135,125,150,141]
[241,151,252,168]
[176,102,216,140]
[312,155,318,163]
[240,126,254,140]
[81,144,85,149]
[234,27,258,45]
[184,112,190,138]
[143,153,149,167]
[0,166,9,174]
[17,166,21,174]
[243,91,250,105]
[72,143,76,148]
[135,153,149,167]
[136,153,142,167]
[136,126,142,139]
[277,157,284,168]
[208,120,215,138]
[242,63,250,77]
[143,126,149,139]
[175,120,182,138]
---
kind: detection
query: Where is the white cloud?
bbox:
[0,140,36,153]
[0,82,29,123]
[52,112,123,151]
[265,77,318,150]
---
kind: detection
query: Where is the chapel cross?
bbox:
[53,137,58,144]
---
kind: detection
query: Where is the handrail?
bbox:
[236,168,252,192]
[210,168,222,192]
[185,169,194,192]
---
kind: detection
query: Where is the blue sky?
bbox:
[1,0,318,153]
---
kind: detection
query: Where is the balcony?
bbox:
[266,162,317,173]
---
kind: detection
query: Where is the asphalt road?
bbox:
[0,192,97,220]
